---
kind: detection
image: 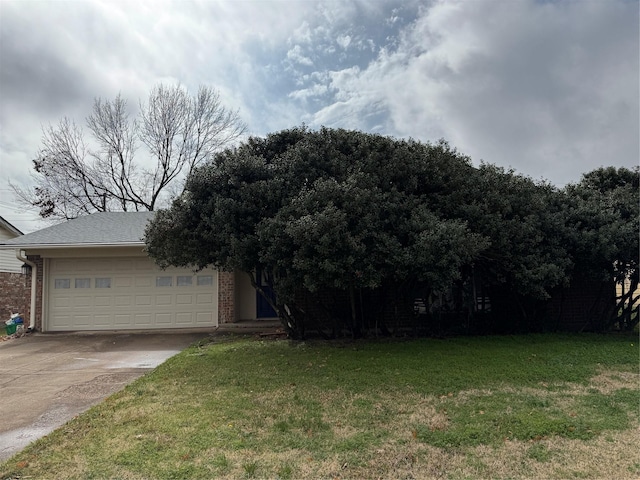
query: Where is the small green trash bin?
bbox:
[5,323,16,335]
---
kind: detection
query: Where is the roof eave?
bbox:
[0,242,146,250]
[0,216,24,236]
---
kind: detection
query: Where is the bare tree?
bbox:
[12,84,246,220]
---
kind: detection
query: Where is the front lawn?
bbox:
[1,333,638,479]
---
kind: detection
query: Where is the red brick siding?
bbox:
[217,271,235,324]
[0,272,29,323]
[0,255,44,330]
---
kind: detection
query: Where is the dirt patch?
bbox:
[57,373,142,400]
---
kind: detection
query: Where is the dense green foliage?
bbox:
[145,127,638,337]
[563,167,639,329]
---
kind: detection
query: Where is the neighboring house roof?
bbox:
[0,212,155,249]
[0,215,24,236]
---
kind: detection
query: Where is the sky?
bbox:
[0,0,638,233]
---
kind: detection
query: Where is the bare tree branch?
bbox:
[10,83,247,220]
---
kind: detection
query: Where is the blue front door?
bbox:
[256,269,277,318]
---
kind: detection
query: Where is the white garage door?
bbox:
[47,257,218,331]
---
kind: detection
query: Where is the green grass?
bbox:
[1,333,638,479]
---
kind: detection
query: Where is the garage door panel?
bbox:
[53,297,71,308]
[135,277,152,287]
[114,277,132,288]
[114,314,131,325]
[197,293,213,304]
[48,257,218,331]
[176,312,193,324]
[74,315,91,327]
[134,314,152,326]
[95,296,112,307]
[94,315,112,328]
[177,294,192,304]
[136,295,151,306]
[73,297,92,308]
[155,295,172,305]
[115,296,132,307]
[155,313,172,325]
[196,312,213,324]
[51,314,72,327]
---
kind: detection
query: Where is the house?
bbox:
[0,212,269,333]
[0,215,24,272]
[0,215,28,322]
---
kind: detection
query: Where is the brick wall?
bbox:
[0,272,29,323]
[0,255,44,330]
[217,270,235,324]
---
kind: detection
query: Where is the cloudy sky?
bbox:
[0,0,638,232]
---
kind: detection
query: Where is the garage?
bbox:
[47,256,218,331]
[0,212,239,333]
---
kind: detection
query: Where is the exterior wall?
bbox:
[0,230,23,272]
[0,255,43,331]
[23,255,44,331]
[235,271,257,321]
[218,271,236,324]
[0,272,29,323]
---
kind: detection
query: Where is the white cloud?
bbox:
[288,84,330,101]
[306,0,639,184]
[336,34,352,49]
[0,0,636,231]
[286,45,314,66]
[290,20,313,45]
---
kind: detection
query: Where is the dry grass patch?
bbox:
[343,426,640,480]
[408,402,451,433]
[589,368,640,394]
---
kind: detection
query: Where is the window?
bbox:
[156,276,172,287]
[197,275,213,286]
[75,278,91,289]
[54,278,70,289]
[95,278,111,288]
[177,276,193,286]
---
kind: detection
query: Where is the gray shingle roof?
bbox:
[0,212,155,247]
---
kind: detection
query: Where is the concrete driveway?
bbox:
[0,332,209,461]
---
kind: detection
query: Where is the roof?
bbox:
[0,215,23,236]
[0,212,155,249]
